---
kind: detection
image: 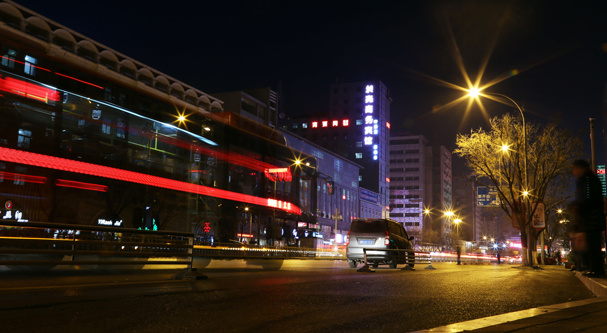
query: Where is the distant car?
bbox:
[346,218,414,268]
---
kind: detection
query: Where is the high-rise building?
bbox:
[284,80,392,218]
[388,134,433,240]
[432,145,453,242]
[452,175,481,242]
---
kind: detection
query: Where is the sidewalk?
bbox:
[415,268,607,332]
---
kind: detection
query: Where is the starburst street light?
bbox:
[501,144,509,152]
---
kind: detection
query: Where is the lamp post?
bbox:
[467,89,535,265]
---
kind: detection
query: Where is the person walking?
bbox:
[571,159,606,277]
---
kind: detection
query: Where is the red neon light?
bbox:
[0,56,51,72]
[597,168,605,175]
[322,121,328,128]
[332,120,339,127]
[386,122,391,129]
[343,119,349,126]
[56,179,108,192]
[55,72,104,90]
[386,177,390,183]
[264,168,293,182]
[0,147,301,215]
[237,233,254,238]
[0,76,60,103]
[312,122,318,128]
[0,171,47,184]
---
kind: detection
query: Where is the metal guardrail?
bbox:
[0,220,193,267]
[0,221,345,269]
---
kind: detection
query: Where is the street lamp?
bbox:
[467,88,536,264]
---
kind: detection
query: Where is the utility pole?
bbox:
[590,118,597,172]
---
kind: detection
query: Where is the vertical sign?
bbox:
[597,165,606,197]
[363,84,378,160]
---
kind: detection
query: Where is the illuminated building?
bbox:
[0,1,316,244]
[283,131,361,246]
[284,80,391,220]
[432,145,453,243]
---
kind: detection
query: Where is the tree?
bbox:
[455,114,582,266]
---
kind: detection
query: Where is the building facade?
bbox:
[0,1,316,246]
[212,87,278,128]
[452,175,481,242]
[432,145,453,243]
[283,130,361,246]
[388,134,433,240]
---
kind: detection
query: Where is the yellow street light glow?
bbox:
[501,144,509,152]
[294,159,301,165]
[491,238,495,242]
[454,218,462,224]
[468,87,480,98]
[444,211,455,217]
[178,115,186,122]
[244,207,249,211]
[522,191,529,197]
[424,209,431,215]
[483,236,487,240]
[557,209,563,214]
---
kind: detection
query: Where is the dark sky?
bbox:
[15,0,607,167]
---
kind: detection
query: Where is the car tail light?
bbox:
[384,231,390,246]
[345,230,350,245]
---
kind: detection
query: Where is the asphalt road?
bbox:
[0,261,595,333]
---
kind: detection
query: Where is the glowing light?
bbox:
[332,120,339,127]
[454,219,462,224]
[55,72,104,90]
[468,87,480,98]
[342,119,349,126]
[501,144,509,152]
[322,121,328,128]
[424,209,430,215]
[55,179,108,192]
[522,191,529,197]
[0,75,60,103]
[386,122,390,129]
[312,122,318,128]
[557,209,563,214]
[0,147,301,215]
[0,171,46,184]
[444,211,455,217]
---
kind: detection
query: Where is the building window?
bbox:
[359,175,363,182]
[390,213,404,217]
[356,141,362,147]
[356,119,363,125]
[405,158,420,163]
[405,186,420,190]
[292,123,298,129]
[390,150,404,155]
[405,213,419,217]
[405,195,420,199]
[355,153,362,159]
[405,204,418,208]
[17,129,32,149]
[405,150,420,154]
[24,55,37,76]
[1,49,16,68]
[405,168,420,172]
[302,123,308,129]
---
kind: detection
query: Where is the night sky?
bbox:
[14,0,607,169]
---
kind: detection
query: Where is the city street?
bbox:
[0,261,594,332]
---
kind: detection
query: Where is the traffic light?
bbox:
[327,181,334,195]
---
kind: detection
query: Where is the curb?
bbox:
[575,271,607,297]
[410,297,607,332]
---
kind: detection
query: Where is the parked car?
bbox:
[346,218,414,268]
